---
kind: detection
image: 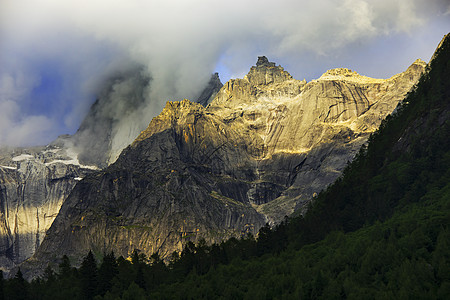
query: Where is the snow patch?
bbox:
[74,177,83,181]
[12,154,34,161]
[45,159,99,170]
[44,148,99,170]
[43,148,61,154]
[0,165,17,170]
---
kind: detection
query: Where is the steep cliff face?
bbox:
[0,141,96,270]
[196,73,223,107]
[26,56,425,275]
[208,57,426,220]
[31,101,265,270]
[74,68,223,168]
[0,68,228,272]
[73,67,151,168]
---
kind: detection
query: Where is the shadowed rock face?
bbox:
[0,69,227,273]
[29,102,266,275]
[24,56,425,276]
[196,73,223,107]
[73,67,151,168]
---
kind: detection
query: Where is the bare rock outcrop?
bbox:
[196,73,223,107]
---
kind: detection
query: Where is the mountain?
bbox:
[0,66,153,272]
[0,69,220,272]
[208,56,426,222]
[23,55,425,275]
[14,33,447,300]
[74,69,223,168]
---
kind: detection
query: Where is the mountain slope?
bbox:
[72,67,151,168]
[11,33,450,299]
[145,33,450,299]
[24,55,425,274]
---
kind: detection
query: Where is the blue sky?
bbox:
[1,0,449,146]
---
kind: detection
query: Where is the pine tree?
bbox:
[97,251,118,296]
[10,269,27,300]
[135,264,146,291]
[79,250,98,300]
[0,270,4,300]
[43,265,56,283]
[58,255,72,278]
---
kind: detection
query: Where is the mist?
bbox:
[1,0,449,147]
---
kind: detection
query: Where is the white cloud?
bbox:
[0,0,448,147]
[395,0,425,33]
[445,4,450,15]
[0,100,54,146]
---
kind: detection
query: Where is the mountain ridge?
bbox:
[5,33,449,298]
[17,54,426,277]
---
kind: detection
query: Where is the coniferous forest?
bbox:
[2,36,450,299]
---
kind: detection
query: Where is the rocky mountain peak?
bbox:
[244,56,293,86]
[159,99,204,119]
[403,59,427,77]
[133,99,204,145]
[319,67,386,84]
[196,73,223,107]
[322,68,358,77]
[412,58,426,65]
[256,56,275,67]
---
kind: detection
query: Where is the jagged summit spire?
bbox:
[196,73,223,107]
[256,56,276,67]
[245,56,293,85]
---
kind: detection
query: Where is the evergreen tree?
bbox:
[0,270,4,300]
[131,249,140,265]
[58,255,72,278]
[134,264,146,291]
[131,250,147,291]
[122,282,146,300]
[43,265,56,283]
[9,269,27,300]
[79,251,98,300]
[97,251,118,296]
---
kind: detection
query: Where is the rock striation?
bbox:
[24,56,426,276]
[0,139,96,270]
[208,56,426,220]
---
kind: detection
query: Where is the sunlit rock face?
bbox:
[208,56,426,221]
[27,56,425,275]
[0,141,96,270]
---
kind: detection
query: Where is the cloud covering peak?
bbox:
[1,0,449,146]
